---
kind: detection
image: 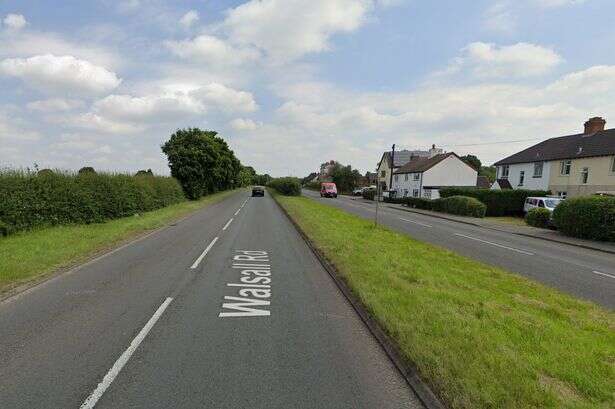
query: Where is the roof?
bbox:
[476,176,491,189]
[495,179,512,189]
[394,152,458,174]
[494,128,615,166]
[379,149,430,168]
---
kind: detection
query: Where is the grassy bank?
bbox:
[0,190,237,294]
[275,195,615,409]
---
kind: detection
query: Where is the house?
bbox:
[476,175,492,189]
[318,160,336,181]
[391,152,478,199]
[491,179,512,190]
[493,117,615,198]
[376,146,442,191]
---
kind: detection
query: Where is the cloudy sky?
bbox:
[1,0,614,176]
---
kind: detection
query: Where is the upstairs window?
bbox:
[404,174,409,181]
[581,167,589,184]
[518,171,525,186]
[394,175,399,182]
[500,165,509,179]
[533,162,543,178]
[413,173,420,181]
[560,160,571,175]
[380,170,386,177]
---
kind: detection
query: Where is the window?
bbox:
[404,174,409,181]
[403,189,408,197]
[557,191,567,199]
[560,160,571,175]
[538,200,545,208]
[380,170,386,177]
[423,190,432,199]
[611,157,615,173]
[413,173,420,181]
[394,175,399,182]
[413,189,419,197]
[501,165,509,179]
[518,171,525,186]
[581,167,589,184]
[533,162,543,178]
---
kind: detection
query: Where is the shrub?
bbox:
[439,188,550,216]
[436,196,486,218]
[362,188,376,200]
[405,197,433,210]
[304,181,321,191]
[525,208,551,228]
[0,220,8,237]
[552,196,615,241]
[0,169,186,235]
[268,177,301,196]
[78,166,96,175]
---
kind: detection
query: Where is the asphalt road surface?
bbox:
[303,189,615,310]
[0,191,424,409]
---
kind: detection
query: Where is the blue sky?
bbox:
[1,0,615,176]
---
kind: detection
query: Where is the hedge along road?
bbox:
[0,190,423,409]
[302,190,615,309]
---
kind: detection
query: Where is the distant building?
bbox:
[476,175,492,189]
[376,147,441,191]
[493,116,615,198]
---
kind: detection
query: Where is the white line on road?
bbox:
[191,237,219,269]
[399,218,432,228]
[592,270,615,280]
[234,208,241,216]
[223,218,234,231]
[454,233,535,256]
[80,297,173,409]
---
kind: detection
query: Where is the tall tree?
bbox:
[460,154,481,171]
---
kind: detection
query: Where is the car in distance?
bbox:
[352,187,364,196]
[252,186,265,197]
[523,197,563,213]
[320,182,338,198]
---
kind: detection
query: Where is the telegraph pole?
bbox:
[389,144,396,198]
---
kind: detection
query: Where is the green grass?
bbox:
[275,194,615,409]
[486,216,528,227]
[0,190,237,294]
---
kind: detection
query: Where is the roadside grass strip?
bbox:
[0,190,237,294]
[275,195,615,409]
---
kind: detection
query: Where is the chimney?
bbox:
[584,117,606,135]
[429,144,443,158]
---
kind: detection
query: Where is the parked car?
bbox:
[352,187,364,196]
[252,186,265,197]
[523,197,563,213]
[320,182,338,198]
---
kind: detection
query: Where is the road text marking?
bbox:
[592,270,615,280]
[80,297,173,409]
[191,237,219,269]
[223,218,234,231]
[454,233,534,256]
[399,218,432,228]
[219,250,271,318]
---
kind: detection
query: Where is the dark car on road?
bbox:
[252,186,265,197]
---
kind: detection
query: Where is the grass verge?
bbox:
[275,194,615,409]
[0,189,237,295]
[486,216,528,227]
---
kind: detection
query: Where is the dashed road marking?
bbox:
[222,218,234,231]
[592,270,615,280]
[191,237,219,269]
[399,218,432,228]
[80,297,173,409]
[454,233,534,256]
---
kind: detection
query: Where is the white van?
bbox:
[523,197,564,213]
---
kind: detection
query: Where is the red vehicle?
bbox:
[320,182,338,198]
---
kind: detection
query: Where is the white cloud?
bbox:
[221,0,374,61]
[229,118,260,131]
[0,110,40,141]
[191,83,258,113]
[180,10,199,28]
[3,14,27,30]
[0,54,122,95]
[93,93,203,122]
[532,0,587,7]
[483,2,517,33]
[166,35,260,66]
[27,98,84,112]
[547,65,615,97]
[444,42,563,79]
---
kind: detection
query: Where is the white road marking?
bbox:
[191,237,219,269]
[234,209,241,216]
[222,218,234,231]
[592,270,615,280]
[399,218,432,228]
[80,297,173,409]
[454,233,535,256]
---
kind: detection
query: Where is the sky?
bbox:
[1,0,615,176]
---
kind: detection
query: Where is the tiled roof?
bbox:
[476,176,491,189]
[381,150,430,168]
[394,153,455,174]
[494,128,615,166]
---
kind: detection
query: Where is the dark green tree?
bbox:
[161,128,241,199]
[460,155,481,171]
[479,166,497,182]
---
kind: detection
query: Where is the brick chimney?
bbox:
[584,117,606,135]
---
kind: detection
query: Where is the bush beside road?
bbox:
[275,194,615,409]
[0,190,236,295]
[554,196,615,242]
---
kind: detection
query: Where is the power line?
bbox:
[441,138,542,148]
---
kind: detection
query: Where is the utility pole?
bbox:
[389,144,396,199]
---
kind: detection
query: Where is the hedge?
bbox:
[267,177,302,196]
[439,188,550,216]
[552,196,615,241]
[403,195,486,218]
[0,169,186,235]
[525,208,551,228]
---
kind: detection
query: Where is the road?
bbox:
[303,189,615,309]
[0,190,423,409]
